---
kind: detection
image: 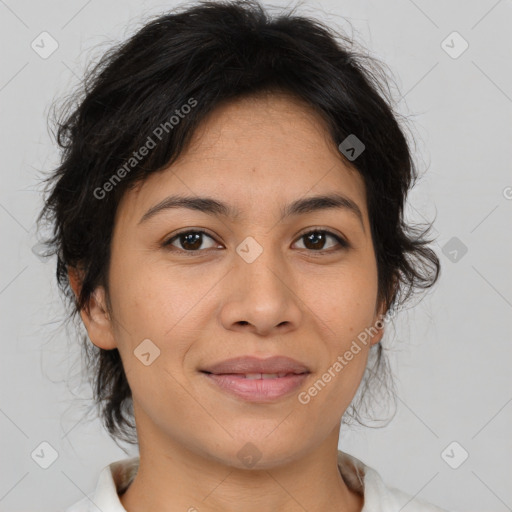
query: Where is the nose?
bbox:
[219,246,303,337]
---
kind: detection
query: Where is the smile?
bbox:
[201,371,309,402]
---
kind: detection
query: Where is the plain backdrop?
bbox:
[0,0,511,511]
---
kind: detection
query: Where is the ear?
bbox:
[68,266,117,350]
[370,275,399,347]
[369,299,387,347]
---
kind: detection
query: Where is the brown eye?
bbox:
[163,230,219,252]
[162,228,349,255]
[294,229,349,252]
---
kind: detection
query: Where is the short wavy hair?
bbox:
[37,0,441,446]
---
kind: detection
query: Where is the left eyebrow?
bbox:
[138,193,365,232]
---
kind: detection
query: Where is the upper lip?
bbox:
[201,356,310,375]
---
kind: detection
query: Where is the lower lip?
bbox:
[202,372,309,402]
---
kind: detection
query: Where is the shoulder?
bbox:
[337,450,451,512]
[362,465,449,511]
[63,457,139,512]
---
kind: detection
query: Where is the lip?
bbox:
[199,355,310,403]
[200,355,310,375]
[202,372,310,402]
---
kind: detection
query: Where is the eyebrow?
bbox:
[138,192,365,232]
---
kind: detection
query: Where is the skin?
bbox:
[69,91,386,512]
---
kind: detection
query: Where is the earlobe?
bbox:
[83,286,117,350]
[370,301,388,346]
[67,267,117,350]
[370,323,385,346]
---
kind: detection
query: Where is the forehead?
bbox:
[176,90,349,170]
[117,92,368,226]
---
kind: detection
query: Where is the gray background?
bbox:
[1,0,511,511]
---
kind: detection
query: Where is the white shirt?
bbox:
[65,450,449,511]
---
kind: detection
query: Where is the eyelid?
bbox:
[166,227,217,240]
[162,227,350,252]
[294,227,350,250]
[162,228,220,249]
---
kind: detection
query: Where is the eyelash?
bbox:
[161,228,350,255]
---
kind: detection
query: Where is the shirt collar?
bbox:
[88,450,378,511]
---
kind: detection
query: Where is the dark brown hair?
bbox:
[37,0,440,446]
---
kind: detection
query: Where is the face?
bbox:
[77,92,385,468]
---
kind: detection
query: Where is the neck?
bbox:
[119,422,363,512]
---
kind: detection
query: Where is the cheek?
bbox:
[299,260,378,403]
[303,261,379,339]
[108,246,190,332]
[107,251,219,375]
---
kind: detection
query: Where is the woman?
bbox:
[38,1,447,510]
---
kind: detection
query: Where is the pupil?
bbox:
[182,232,201,250]
[306,232,325,250]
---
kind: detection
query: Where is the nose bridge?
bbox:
[236,232,287,299]
[220,231,302,334]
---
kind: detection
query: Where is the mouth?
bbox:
[201,371,308,378]
[200,355,311,375]
[199,355,311,402]
[200,370,310,402]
